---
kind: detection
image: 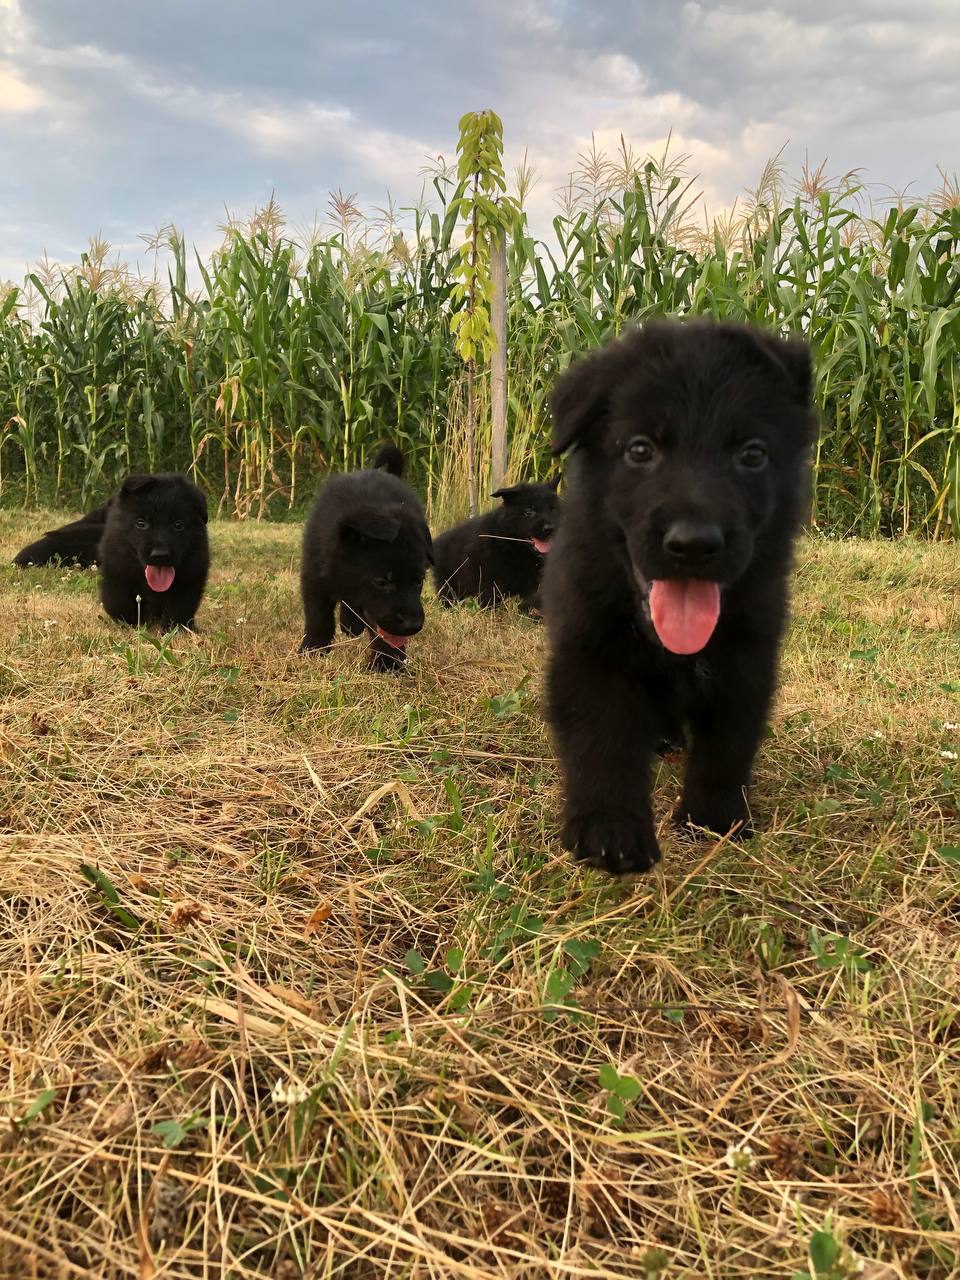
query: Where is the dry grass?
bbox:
[0,512,958,1279]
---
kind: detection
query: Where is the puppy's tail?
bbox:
[370,443,404,478]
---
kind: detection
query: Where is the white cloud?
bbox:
[684,3,834,66]
[0,60,45,111]
[0,0,957,275]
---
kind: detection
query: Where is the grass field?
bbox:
[0,512,959,1279]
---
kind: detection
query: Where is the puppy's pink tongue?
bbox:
[144,565,175,593]
[649,580,720,654]
[376,627,408,650]
[531,537,551,554]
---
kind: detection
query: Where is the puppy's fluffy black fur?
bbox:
[13,502,112,568]
[300,444,433,671]
[543,319,817,875]
[98,473,209,629]
[433,479,561,611]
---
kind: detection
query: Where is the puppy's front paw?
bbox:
[674,786,750,839]
[369,639,406,674]
[561,809,661,875]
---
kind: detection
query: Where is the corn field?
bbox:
[1,151,959,535]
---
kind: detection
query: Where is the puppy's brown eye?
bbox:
[737,440,769,471]
[135,518,148,530]
[373,577,390,589]
[625,437,657,468]
[524,508,536,518]
[172,520,184,531]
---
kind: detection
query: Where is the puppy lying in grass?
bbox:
[433,478,560,612]
[13,502,112,568]
[543,319,817,874]
[300,444,434,672]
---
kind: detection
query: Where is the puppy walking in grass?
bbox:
[300,444,434,672]
[543,319,817,874]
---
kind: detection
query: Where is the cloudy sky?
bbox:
[1,0,957,279]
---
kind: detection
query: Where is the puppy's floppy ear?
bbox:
[549,347,618,455]
[758,332,812,405]
[491,484,522,502]
[419,521,435,566]
[340,510,400,544]
[120,474,157,497]
[728,326,813,406]
[190,486,209,525]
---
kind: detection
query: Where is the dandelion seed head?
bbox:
[724,1141,754,1171]
[271,1079,309,1107]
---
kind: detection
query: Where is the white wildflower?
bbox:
[940,750,958,761]
[724,1141,754,1171]
[271,1079,309,1107]
[871,730,884,740]
[944,722,959,731]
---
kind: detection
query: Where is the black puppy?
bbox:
[98,474,209,629]
[13,502,112,568]
[543,319,817,874]
[300,444,433,672]
[433,479,560,611]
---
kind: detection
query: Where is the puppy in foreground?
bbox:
[98,474,210,629]
[433,478,560,612]
[543,319,817,874]
[13,502,113,568]
[300,444,433,672]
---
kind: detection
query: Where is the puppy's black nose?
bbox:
[393,611,423,634]
[663,521,724,563]
[150,545,172,562]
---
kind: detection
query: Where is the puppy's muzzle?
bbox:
[662,520,724,569]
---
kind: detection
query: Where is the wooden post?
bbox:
[466,171,479,518]
[489,231,508,492]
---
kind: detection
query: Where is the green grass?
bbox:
[0,514,958,1277]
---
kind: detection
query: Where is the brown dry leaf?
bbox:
[303,902,333,937]
[267,983,317,1017]
[344,778,422,829]
[138,1151,172,1276]
[128,873,158,895]
[192,994,284,1038]
[96,1099,134,1138]
[167,900,210,930]
[175,1039,213,1070]
[136,1045,171,1074]
[768,1132,805,1177]
[707,974,801,1121]
[479,1198,518,1247]
[868,1189,904,1227]
[575,1161,625,1240]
